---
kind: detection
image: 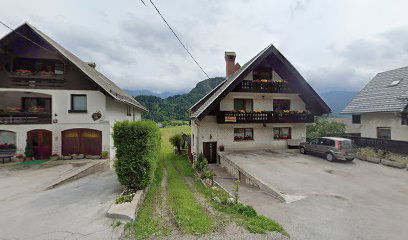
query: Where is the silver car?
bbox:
[299,137,356,162]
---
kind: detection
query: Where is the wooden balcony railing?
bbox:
[234,80,291,93]
[217,111,314,124]
[0,112,52,125]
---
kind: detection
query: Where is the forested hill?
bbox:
[134,77,225,122]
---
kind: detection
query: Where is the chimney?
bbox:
[225,52,240,77]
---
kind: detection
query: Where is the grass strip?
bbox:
[166,152,215,235]
[129,152,169,240]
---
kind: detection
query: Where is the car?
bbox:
[299,137,356,162]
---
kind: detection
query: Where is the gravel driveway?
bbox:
[222,150,408,240]
[0,164,123,240]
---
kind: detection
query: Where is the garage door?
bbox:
[62,129,102,156]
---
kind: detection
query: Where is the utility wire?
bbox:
[147,0,210,79]
[0,20,55,54]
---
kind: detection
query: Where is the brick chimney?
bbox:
[225,52,240,77]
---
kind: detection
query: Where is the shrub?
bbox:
[169,133,185,154]
[232,203,257,218]
[24,140,34,158]
[113,120,161,190]
[101,151,109,159]
[194,153,208,173]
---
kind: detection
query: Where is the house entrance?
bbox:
[27,130,52,160]
[203,142,217,164]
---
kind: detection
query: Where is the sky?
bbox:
[1,0,408,94]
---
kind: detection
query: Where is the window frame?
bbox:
[377,127,391,140]
[402,113,408,125]
[273,99,291,111]
[273,127,292,140]
[233,98,254,112]
[126,105,132,116]
[234,128,254,141]
[352,115,361,124]
[69,94,87,113]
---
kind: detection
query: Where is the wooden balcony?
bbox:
[234,80,291,93]
[217,111,314,124]
[0,112,52,125]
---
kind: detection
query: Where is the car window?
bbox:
[317,138,325,145]
[341,140,353,149]
[310,139,318,144]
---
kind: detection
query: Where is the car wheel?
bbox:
[346,158,354,162]
[300,147,306,154]
[326,153,335,162]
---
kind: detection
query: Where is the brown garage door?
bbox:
[62,129,102,156]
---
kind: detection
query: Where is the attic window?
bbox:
[389,79,401,87]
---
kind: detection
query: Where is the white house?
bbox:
[0,23,147,160]
[189,45,331,163]
[342,66,408,141]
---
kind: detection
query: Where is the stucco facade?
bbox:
[0,88,142,159]
[359,112,408,141]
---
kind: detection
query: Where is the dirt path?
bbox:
[159,164,182,236]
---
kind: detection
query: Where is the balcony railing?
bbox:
[217,111,314,124]
[0,112,52,124]
[234,80,291,93]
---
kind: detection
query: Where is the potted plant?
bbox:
[24,141,34,161]
[219,145,225,152]
[101,151,109,159]
[15,154,25,162]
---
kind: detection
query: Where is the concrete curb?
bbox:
[220,153,286,203]
[45,160,109,190]
[381,159,407,169]
[106,187,148,222]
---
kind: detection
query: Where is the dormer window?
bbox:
[388,79,401,87]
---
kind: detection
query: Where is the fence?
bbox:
[348,136,408,155]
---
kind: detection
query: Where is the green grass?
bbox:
[18,160,48,165]
[130,153,169,239]
[166,151,215,235]
[160,125,191,149]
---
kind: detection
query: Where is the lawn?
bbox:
[127,125,287,239]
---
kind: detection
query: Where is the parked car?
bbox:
[299,137,356,162]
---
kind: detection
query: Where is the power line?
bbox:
[147,0,210,79]
[0,20,55,54]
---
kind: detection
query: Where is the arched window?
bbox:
[0,130,16,150]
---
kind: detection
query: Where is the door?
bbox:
[62,129,102,156]
[203,142,217,164]
[27,130,52,159]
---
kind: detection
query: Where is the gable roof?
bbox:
[342,66,408,114]
[190,44,331,119]
[1,23,147,112]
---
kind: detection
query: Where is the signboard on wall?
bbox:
[225,116,237,123]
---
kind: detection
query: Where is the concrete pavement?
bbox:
[0,164,123,240]
[220,149,408,240]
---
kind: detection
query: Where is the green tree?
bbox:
[306,118,346,140]
[169,133,185,154]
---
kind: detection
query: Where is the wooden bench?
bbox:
[0,150,16,164]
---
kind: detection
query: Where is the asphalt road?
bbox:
[222,150,408,240]
[0,164,123,240]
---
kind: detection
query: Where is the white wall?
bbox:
[360,112,408,141]
[192,116,306,156]
[0,88,143,158]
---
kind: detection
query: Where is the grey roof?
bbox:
[190,44,331,119]
[342,66,408,114]
[19,23,148,112]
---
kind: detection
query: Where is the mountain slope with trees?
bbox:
[134,77,224,122]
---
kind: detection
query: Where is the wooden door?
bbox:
[27,130,52,160]
[203,142,217,164]
[62,129,102,156]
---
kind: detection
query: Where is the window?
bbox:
[402,113,408,125]
[127,105,132,116]
[377,127,391,139]
[273,127,291,140]
[70,94,87,113]
[234,99,253,112]
[352,115,361,124]
[234,128,254,141]
[22,97,51,112]
[273,99,290,111]
[253,67,272,80]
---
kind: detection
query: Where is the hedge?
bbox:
[113,120,161,190]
